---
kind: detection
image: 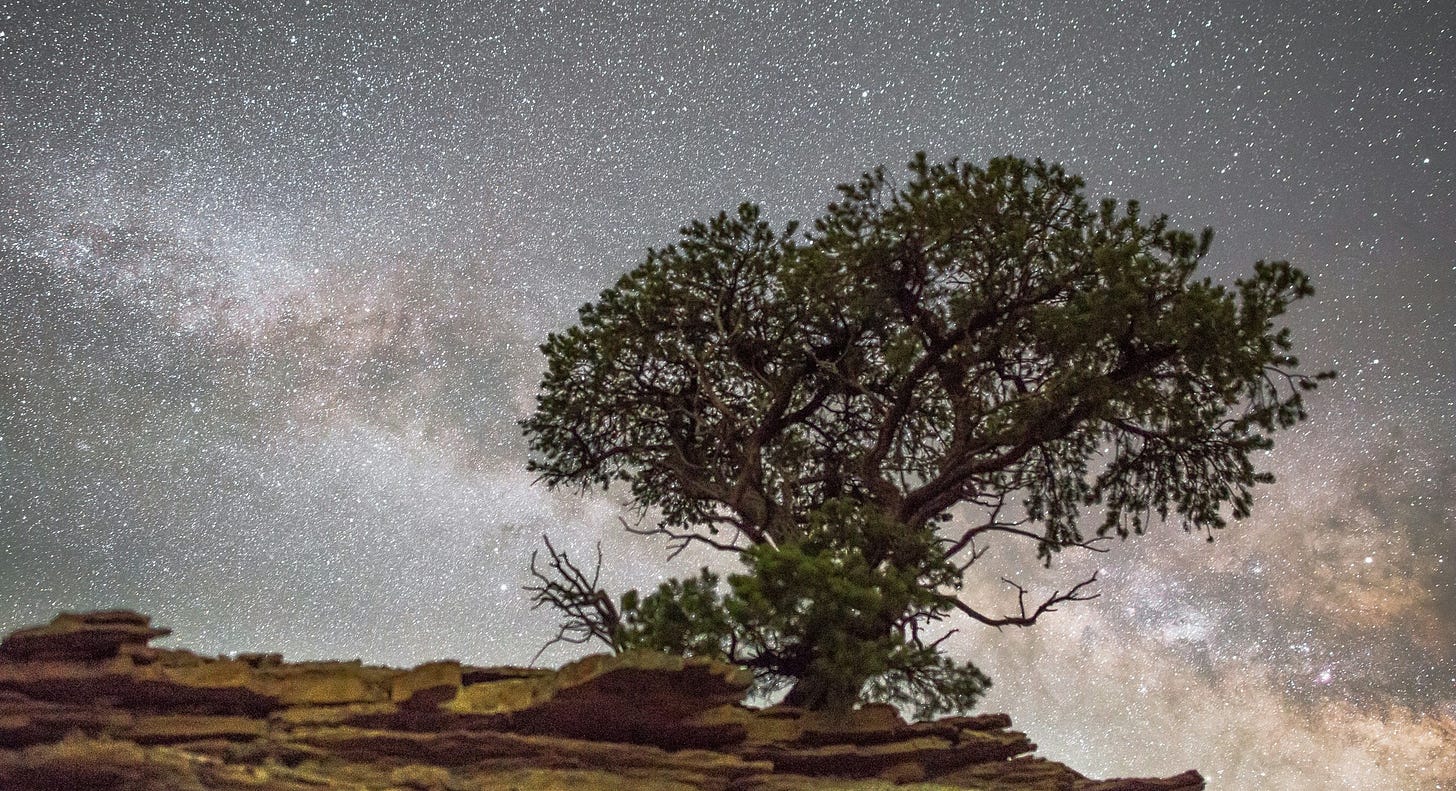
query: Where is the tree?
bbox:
[521,153,1331,717]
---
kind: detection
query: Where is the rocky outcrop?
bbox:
[0,611,1204,791]
[0,610,170,662]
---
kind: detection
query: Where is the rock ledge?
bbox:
[0,611,1204,790]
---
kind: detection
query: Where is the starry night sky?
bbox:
[1,1,1452,788]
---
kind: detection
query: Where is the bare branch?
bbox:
[926,629,958,650]
[945,571,1101,629]
[619,515,748,561]
[524,535,622,664]
[943,520,1112,561]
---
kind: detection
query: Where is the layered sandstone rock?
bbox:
[0,611,1204,791]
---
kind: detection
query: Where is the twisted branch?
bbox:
[945,571,1101,629]
[524,535,622,663]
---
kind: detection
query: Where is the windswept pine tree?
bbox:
[522,154,1331,717]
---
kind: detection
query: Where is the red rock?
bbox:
[125,714,269,745]
[256,661,392,706]
[460,665,554,684]
[0,612,1207,791]
[797,703,910,746]
[936,754,1089,789]
[747,729,1034,779]
[235,652,283,668]
[294,724,770,777]
[878,760,928,783]
[0,612,170,662]
[390,660,462,707]
[942,712,1015,731]
[1079,769,1206,791]
[0,693,130,748]
[0,655,280,715]
[444,650,754,746]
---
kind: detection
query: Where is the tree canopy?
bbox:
[522,153,1330,716]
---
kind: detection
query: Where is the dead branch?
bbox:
[524,535,622,664]
[945,571,1101,629]
[619,515,749,561]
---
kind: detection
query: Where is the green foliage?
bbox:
[606,500,988,716]
[617,567,734,659]
[522,152,1330,716]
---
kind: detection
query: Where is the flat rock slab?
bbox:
[0,612,170,662]
[747,727,1035,780]
[294,724,772,778]
[126,714,269,745]
[1079,770,1207,791]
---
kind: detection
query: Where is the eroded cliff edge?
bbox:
[0,611,1203,790]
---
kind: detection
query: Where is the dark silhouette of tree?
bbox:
[522,154,1331,717]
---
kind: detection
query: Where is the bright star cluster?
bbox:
[1,2,1452,788]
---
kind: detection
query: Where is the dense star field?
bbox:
[1,1,1452,788]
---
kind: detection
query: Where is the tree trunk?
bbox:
[781,667,862,713]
